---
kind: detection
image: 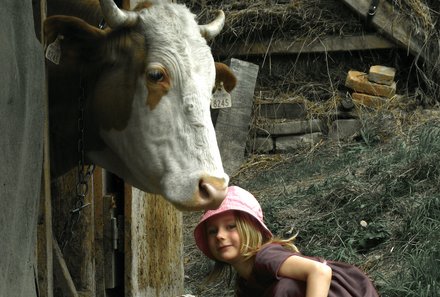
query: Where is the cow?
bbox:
[44,0,237,211]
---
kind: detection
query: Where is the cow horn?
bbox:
[99,0,138,28]
[199,10,225,40]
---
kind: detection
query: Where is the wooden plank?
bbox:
[37,175,53,297]
[214,34,395,56]
[51,169,95,297]
[124,189,184,297]
[36,0,54,294]
[93,168,105,297]
[103,194,117,289]
[215,58,259,175]
[53,238,78,297]
[255,101,307,120]
[339,0,431,61]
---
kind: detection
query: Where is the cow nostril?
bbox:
[199,180,210,200]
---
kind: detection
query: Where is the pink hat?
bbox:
[194,186,273,259]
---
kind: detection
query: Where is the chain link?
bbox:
[59,72,95,252]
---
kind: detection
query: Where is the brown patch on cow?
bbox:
[214,62,237,93]
[46,14,151,132]
[44,16,107,68]
[92,32,148,131]
[133,1,153,11]
[145,66,171,110]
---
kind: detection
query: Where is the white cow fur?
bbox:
[90,3,228,209]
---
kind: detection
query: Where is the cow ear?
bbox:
[44,16,106,67]
[214,62,237,93]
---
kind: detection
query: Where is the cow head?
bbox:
[44,0,237,211]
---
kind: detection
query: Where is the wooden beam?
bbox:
[124,188,184,297]
[339,0,432,61]
[214,34,395,57]
[53,238,78,297]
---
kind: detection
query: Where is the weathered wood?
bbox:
[51,169,95,297]
[339,0,431,62]
[53,238,78,297]
[214,34,395,56]
[37,0,54,294]
[103,194,117,289]
[37,91,54,296]
[37,170,54,297]
[255,119,324,136]
[215,58,259,175]
[248,136,274,154]
[124,189,184,297]
[275,132,323,153]
[255,101,307,120]
[92,168,105,297]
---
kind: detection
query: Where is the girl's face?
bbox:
[205,210,242,264]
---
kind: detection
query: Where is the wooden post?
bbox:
[124,188,184,297]
[93,168,106,297]
[53,238,78,297]
[215,58,259,175]
[36,0,54,295]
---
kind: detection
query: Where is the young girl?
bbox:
[194,186,380,297]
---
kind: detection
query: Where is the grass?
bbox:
[184,114,440,297]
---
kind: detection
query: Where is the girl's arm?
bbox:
[278,255,332,297]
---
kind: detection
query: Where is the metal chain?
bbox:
[60,72,95,252]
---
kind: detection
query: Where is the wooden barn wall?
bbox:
[0,1,45,297]
[125,190,184,296]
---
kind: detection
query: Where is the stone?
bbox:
[255,101,307,119]
[329,119,362,141]
[368,65,396,86]
[345,70,396,98]
[275,132,323,153]
[255,119,324,136]
[352,92,387,108]
[247,136,274,154]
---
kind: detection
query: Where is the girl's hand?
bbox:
[278,256,332,297]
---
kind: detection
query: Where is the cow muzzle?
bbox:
[196,174,229,210]
[163,172,229,211]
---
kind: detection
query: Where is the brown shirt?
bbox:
[236,244,379,297]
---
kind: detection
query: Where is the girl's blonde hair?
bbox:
[205,210,299,284]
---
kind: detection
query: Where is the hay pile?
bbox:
[183,0,440,105]
[189,0,366,44]
[186,0,439,45]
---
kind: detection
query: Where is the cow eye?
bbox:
[147,69,164,82]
